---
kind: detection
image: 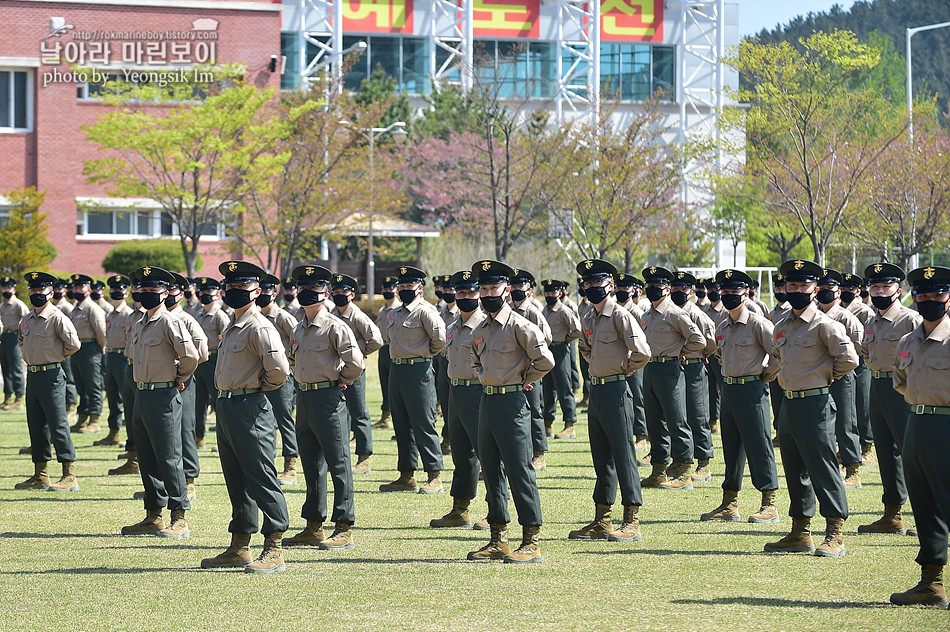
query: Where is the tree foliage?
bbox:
[0,187,56,282]
[101,239,201,275]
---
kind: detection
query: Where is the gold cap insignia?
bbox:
[336,275,343,282]
[924,267,936,279]
[31,273,37,280]
[305,267,314,276]
[677,272,685,279]
[584,260,593,270]
[725,270,733,278]
[649,266,657,275]
[874,263,883,273]
[399,267,407,275]
[143,266,152,276]
[794,261,804,270]
[481,261,492,272]
[462,271,471,280]
[844,274,851,280]
[228,262,238,272]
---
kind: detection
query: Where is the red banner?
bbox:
[343,0,414,33]
[600,0,663,42]
[471,0,540,38]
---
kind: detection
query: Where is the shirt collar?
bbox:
[926,317,950,343]
[33,302,56,320]
[403,296,425,312]
[795,302,820,324]
[232,303,260,328]
[306,305,330,327]
[653,296,676,314]
[146,303,169,323]
[489,302,514,325]
[596,298,616,318]
[882,299,903,321]
[728,307,751,326]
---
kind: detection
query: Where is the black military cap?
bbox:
[715,269,753,290]
[779,259,823,283]
[576,258,617,281]
[510,268,536,286]
[332,273,359,294]
[130,266,175,288]
[641,265,675,284]
[167,272,189,290]
[818,268,843,286]
[91,279,106,290]
[614,273,639,288]
[107,274,131,289]
[864,262,905,284]
[69,273,93,287]
[53,278,68,289]
[25,271,57,288]
[219,260,266,284]
[395,265,426,285]
[841,273,863,289]
[281,276,297,290]
[0,276,16,287]
[750,279,761,290]
[292,264,331,287]
[671,270,697,287]
[908,266,950,293]
[706,278,721,290]
[260,274,280,290]
[381,276,398,289]
[451,269,478,291]
[195,276,220,290]
[473,260,514,285]
[541,278,564,291]
[772,273,785,287]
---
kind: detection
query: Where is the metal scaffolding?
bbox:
[430,0,473,92]
[296,0,343,89]
[554,0,600,123]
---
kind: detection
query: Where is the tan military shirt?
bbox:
[745,298,767,318]
[639,296,705,358]
[894,317,950,406]
[753,297,769,315]
[376,300,402,344]
[384,295,446,360]
[471,303,554,387]
[105,302,133,348]
[52,297,73,315]
[439,301,460,324]
[170,306,209,364]
[618,297,645,322]
[123,307,145,359]
[681,301,717,359]
[196,304,230,351]
[513,299,552,345]
[716,308,779,382]
[283,299,305,323]
[96,297,115,315]
[579,298,651,377]
[769,303,791,324]
[128,304,199,384]
[1,296,29,331]
[333,301,383,357]
[69,296,107,348]
[702,301,728,328]
[562,296,580,318]
[845,299,875,327]
[820,302,864,357]
[864,300,922,372]
[215,304,288,392]
[260,302,298,357]
[446,309,487,381]
[637,297,652,312]
[773,303,859,391]
[289,306,364,385]
[543,299,582,344]
[184,296,201,318]
[19,303,80,365]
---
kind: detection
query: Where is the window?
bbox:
[0,69,31,131]
[600,44,675,102]
[76,71,212,102]
[76,204,224,240]
[281,33,301,91]
[472,40,556,99]
[341,35,430,95]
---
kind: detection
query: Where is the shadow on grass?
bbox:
[0,566,205,575]
[1,497,128,503]
[1,532,125,539]
[576,548,759,557]
[671,596,890,610]
[292,556,471,566]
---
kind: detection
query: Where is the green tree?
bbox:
[353,64,411,129]
[413,86,487,141]
[0,187,56,283]
[101,239,202,275]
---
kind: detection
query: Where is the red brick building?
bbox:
[0,0,281,276]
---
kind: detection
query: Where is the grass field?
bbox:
[0,359,947,632]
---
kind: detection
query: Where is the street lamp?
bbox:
[906,21,950,141]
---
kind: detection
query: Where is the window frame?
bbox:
[0,67,33,132]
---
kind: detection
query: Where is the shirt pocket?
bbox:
[652,322,672,334]
[925,356,950,372]
[798,336,818,348]
[227,338,248,353]
[735,336,757,360]
[307,339,330,353]
[143,334,163,347]
[596,329,619,344]
[492,339,518,355]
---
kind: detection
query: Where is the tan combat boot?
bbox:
[467,524,511,561]
[634,435,649,453]
[568,503,614,540]
[691,458,711,482]
[14,461,50,490]
[1,393,12,409]
[66,403,77,421]
[431,497,473,528]
[122,509,165,535]
[710,419,720,434]
[18,446,31,455]
[554,423,576,439]
[748,490,780,524]
[10,394,23,410]
[372,410,392,429]
[196,437,206,449]
[80,414,101,434]
[93,427,122,446]
[419,471,443,494]
[842,463,862,489]
[890,564,950,607]
[531,451,547,471]
[353,454,371,475]
[658,463,693,490]
[201,533,253,568]
[320,522,355,550]
[545,423,554,438]
[48,461,78,492]
[277,456,297,486]
[504,525,541,564]
[159,509,189,538]
[764,517,815,553]
[245,532,286,573]
[472,517,490,531]
[700,489,740,522]
[607,504,642,542]
[186,477,197,501]
[814,517,846,557]
[283,520,325,546]
[440,436,452,455]
[858,504,906,535]
[70,413,89,433]
[861,443,874,464]
[380,472,418,492]
[640,463,668,488]
[109,453,139,475]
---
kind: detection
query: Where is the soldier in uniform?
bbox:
[0,276,29,411]
[182,278,202,317]
[570,259,650,543]
[96,275,133,447]
[193,277,228,449]
[281,277,306,322]
[468,260,554,563]
[639,266,705,489]
[108,290,144,476]
[768,274,790,443]
[430,270,487,529]
[331,273,383,474]
[120,266,199,539]
[510,269,552,471]
[373,276,400,430]
[700,270,780,524]
[889,265,950,607]
[91,279,114,315]
[201,261,290,573]
[541,279,582,439]
[282,265,364,551]
[378,266,446,493]
[66,274,107,435]
[574,278,592,407]
[258,274,300,486]
[614,273,649,453]
[13,272,81,492]
[858,262,922,537]
[748,279,770,316]
[702,278,728,436]
[840,272,876,463]
[764,259,858,557]
[435,274,458,453]
[51,278,78,419]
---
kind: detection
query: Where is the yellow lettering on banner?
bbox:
[343,0,407,29]
[473,0,532,32]
[601,0,657,38]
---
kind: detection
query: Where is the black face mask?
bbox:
[131,291,143,304]
[29,293,49,307]
[615,290,630,304]
[398,289,417,305]
[645,286,666,302]
[283,293,295,304]
[332,294,350,308]
[66,291,76,301]
[721,294,744,311]
[481,295,505,313]
[90,291,101,302]
[785,292,813,310]
[435,290,443,299]
[110,290,125,301]
[916,299,948,323]
[382,290,395,300]
[774,291,787,304]
[223,288,253,309]
[816,289,837,305]
[199,294,215,305]
[164,294,180,309]
[511,289,528,303]
[707,290,721,303]
[577,288,586,299]
[840,290,856,304]
[183,290,193,299]
[670,290,689,306]
[860,290,870,299]
[544,296,558,306]
[1,291,13,300]
[297,289,323,306]
[695,290,707,299]
[256,294,274,308]
[139,292,164,310]
[585,286,609,304]
[443,292,456,304]
[871,294,895,311]
[52,292,63,301]
[456,298,479,313]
